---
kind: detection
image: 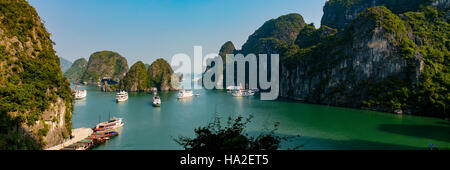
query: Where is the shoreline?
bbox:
[45,128,93,150]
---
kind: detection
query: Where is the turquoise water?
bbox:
[71,86,450,150]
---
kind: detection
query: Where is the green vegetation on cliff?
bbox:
[81,51,128,84]
[241,13,307,54]
[119,61,149,91]
[362,7,449,117]
[294,24,337,48]
[321,0,435,29]
[280,5,448,118]
[0,0,73,149]
[147,58,175,91]
[63,58,87,83]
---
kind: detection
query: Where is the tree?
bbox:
[174,114,300,150]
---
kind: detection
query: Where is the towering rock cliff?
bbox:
[63,58,87,83]
[81,51,128,84]
[282,6,422,110]
[0,0,74,149]
[119,61,150,92]
[205,14,308,89]
[321,0,448,29]
[281,5,448,117]
[147,58,176,91]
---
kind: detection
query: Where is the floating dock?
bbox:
[50,118,123,150]
[60,128,120,150]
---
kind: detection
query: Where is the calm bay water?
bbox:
[71,85,450,150]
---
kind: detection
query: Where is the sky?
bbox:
[27,0,328,66]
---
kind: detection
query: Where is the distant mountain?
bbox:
[0,0,74,149]
[59,57,72,73]
[81,51,129,84]
[64,58,87,83]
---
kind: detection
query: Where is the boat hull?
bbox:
[116,99,127,102]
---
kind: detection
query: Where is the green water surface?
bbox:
[71,86,450,150]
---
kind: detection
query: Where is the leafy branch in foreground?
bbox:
[174,114,301,150]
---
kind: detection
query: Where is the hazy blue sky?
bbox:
[28,0,327,65]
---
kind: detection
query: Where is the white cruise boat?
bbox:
[153,96,161,107]
[232,89,255,97]
[246,89,255,96]
[115,91,128,102]
[231,83,255,97]
[177,89,194,99]
[95,117,124,131]
[74,90,87,99]
[232,89,245,97]
[73,85,87,99]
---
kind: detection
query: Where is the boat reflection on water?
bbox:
[74,97,87,106]
[152,110,161,126]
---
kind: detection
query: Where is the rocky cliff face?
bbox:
[282,6,422,107]
[320,0,441,29]
[147,58,176,91]
[205,14,308,89]
[81,51,128,84]
[281,5,448,117]
[0,0,73,149]
[63,58,87,83]
[119,61,150,92]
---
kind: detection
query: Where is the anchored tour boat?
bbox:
[95,117,124,131]
[177,89,194,99]
[153,96,161,107]
[231,84,255,97]
[73,85,87,99]
[116,90,128,102]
